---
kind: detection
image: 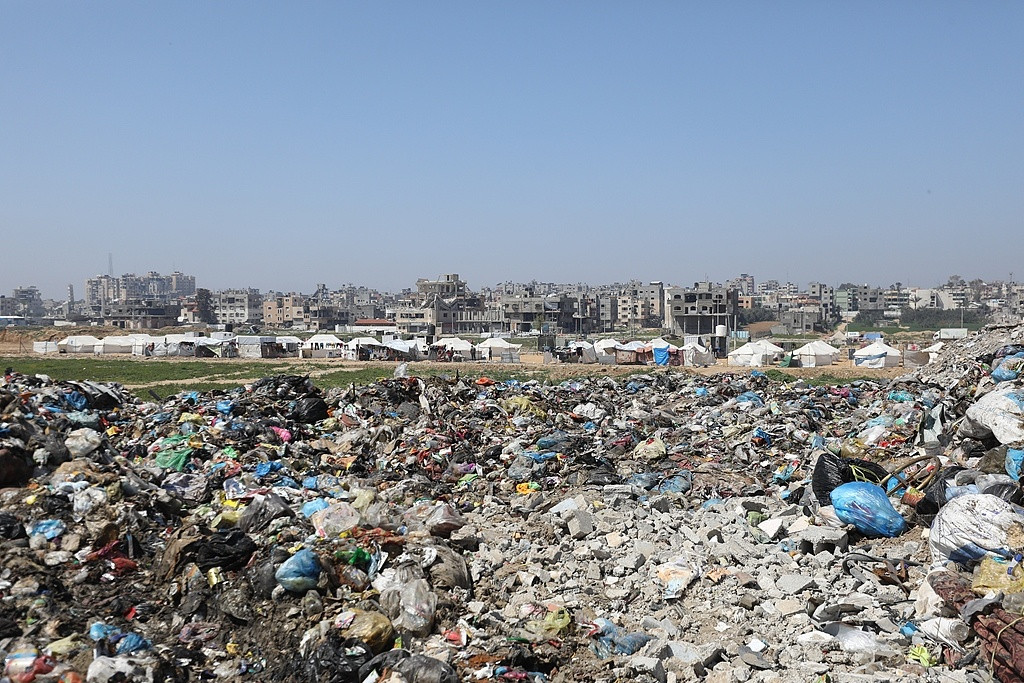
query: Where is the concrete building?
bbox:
[103,300,181,330]
[214,289,263,326]
[665,282,740,336]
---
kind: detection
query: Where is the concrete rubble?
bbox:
[1,323,1024,681]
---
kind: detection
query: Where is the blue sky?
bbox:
[2,2,1022,299]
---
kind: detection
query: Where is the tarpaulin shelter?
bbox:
[57,335,101,354]
[680,342,714,367]
[650,338,679,366]
[853,340,902,368]
[195,337,238,358]
[302,333,346,358]
[727,340,784,367]
[32,341,59,354]
[593,339,620,357]
[793,340,841,367]
[476,337,524,362]
[274,336,302,358]
[235,336,276,359]
[94,336,136,355]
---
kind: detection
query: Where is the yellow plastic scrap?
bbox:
[516,482,540,494]
[178,412,204,425]
[501,395,546,419]
[906,645,938,667]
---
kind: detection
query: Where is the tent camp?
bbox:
[382,338,418,360]
[793,340,841,367]
[57,335,101,354]
[593,339,620,357]
[302,333,346,358]
[853,340,902,368]
[728,340,784,367]
[195,337,238,358]
[275,336,301,358]
[614,341,653,365]
[680,342,714,367]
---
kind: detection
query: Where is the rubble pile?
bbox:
[1,324,1024,682]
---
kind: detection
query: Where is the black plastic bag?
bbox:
[0,447,31,487]
[811,452,889,506]
[187,529,257,571]
[0,512,26,539]
[238,492,294,533]
[391,655,459,683]
[297,634,371,683]
[290,396,329,423]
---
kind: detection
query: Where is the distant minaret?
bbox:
[108,253,113,277]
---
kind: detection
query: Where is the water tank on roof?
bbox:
[715,324,727,338]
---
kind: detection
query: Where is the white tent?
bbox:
[593,339,620,356]
[793,340,841,367]
[195,337,238,358]
[57,335,101,354]
[275,336,302,357]
[853,340,902,368]
[33,341,59,354]
[923,341,944,365]
[681,342,715,367]
[95,336,136,354]
[649,337,679,351]
[236,335,276,358]
[476,337,523,361]
[348,336,382,348]
[434,337,474,352]
[302,333,346,358]
[728,339,784,367]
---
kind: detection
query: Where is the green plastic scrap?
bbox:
[906,645,938,667]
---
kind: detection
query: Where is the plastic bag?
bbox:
[971,556,1024,595]
[965,384,1024,445]
[588,618,653,659]
[388,578,436,637]
[276,548,322,593]
[811,452,889,506]
[340,609,395,653]
[820,622,898,656]
[290,396,329,423]
[391,655,458,683]
[830,482,907,537]
[1006,449,1024,481]
[311,502,361,538]
[239,492,294,532]
[930,494,1024,568]
[64,428,103,458]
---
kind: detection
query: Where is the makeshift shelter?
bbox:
[680,342,714,367]
[32,341,59,354]
[347,336,383,360]
[593,339,620,357]
[727,340,784,367]
[477,337,524,362]
[274,336,302,358]
[614,341,652,365]
[793,340,841,368]
[94,336,136,355]
[853,340,902,368]
[650,338,680,366]
[236,336,276,359]
[302,333,346,358]
[195,337,238,358]
[382,338,418,361]
[57,335,101,354]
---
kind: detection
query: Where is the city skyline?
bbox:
[3,3,1022,297]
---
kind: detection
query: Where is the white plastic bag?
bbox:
[929,494,1024,569]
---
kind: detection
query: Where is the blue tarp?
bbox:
[653,347,670,366]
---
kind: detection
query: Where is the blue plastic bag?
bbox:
[830,482,907,537]
[735,392,764,407]
[1006,449,1024,481]
[275,548,322,593]
[695,387,708,397]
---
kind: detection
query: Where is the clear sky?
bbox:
[2,2,1022,299]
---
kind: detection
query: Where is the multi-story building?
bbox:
[665,282,739,335]
[214,289,263,326]
[103,300,181,329]
[11,287,45,318]
[726,274,756,296]
[85,271,195,312]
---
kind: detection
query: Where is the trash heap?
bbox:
[2,325,1024,682]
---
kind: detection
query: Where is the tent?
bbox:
[680,342,714,367]
[236,335,277,359]
[593,339,620,356]
[273,336,302,358]
[57,335,101,354]
[614,341,652,365]
[853,340,902,368]
[302,333,346,358]
[793,340,841,367]
[33,341,59,354]
[382,338,418,360]
[94,336,136,354]
[728,340,784,367]
[195,337,237,358]
[650,338,679,366]
[476,337,523,361]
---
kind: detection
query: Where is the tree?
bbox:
[196,288,216,324]
[969,278,985,304]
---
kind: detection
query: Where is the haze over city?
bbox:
[2,3,1022,299]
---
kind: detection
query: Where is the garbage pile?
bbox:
[2,324,1024,682]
